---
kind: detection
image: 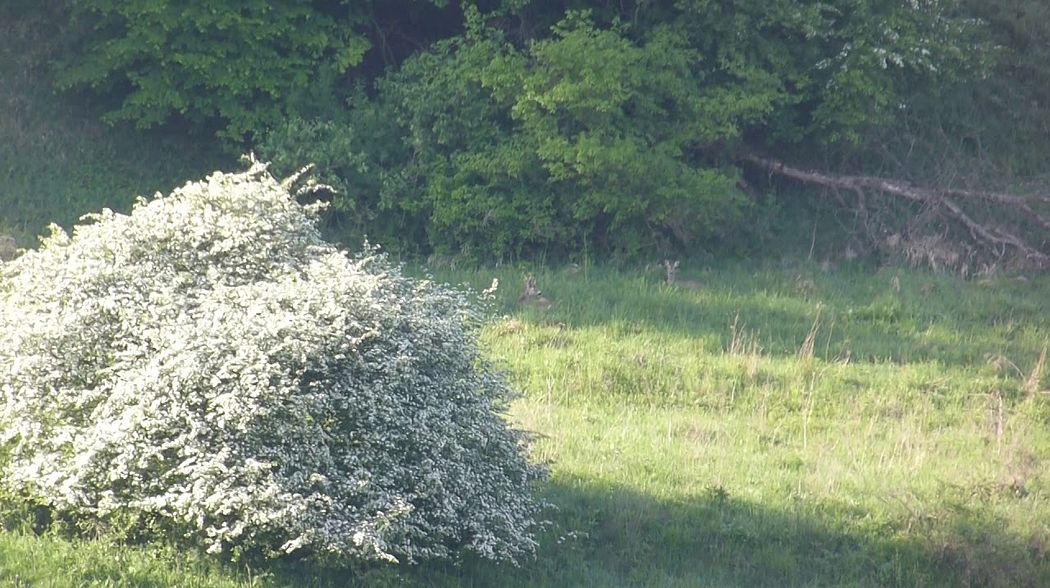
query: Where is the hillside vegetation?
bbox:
[5,0,1050,265]
[2,1,1050,586]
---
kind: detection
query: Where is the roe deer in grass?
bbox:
[518,275,552,310]
[663,260,704,290]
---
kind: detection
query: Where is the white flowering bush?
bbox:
[0,162,544,564]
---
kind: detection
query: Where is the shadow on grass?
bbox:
[457,263,1050,370]
[258,478,1049,587]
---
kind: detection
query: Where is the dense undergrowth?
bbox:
[0,4,232,248]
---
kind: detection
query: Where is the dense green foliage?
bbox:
[0,2,230,247]
[28,0,1049,259]
[258,2,984,259]
[927,0,1050,179]
[54,0,373,140]
[263,13,755,258]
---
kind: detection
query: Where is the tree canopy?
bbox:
[26,0,1050,262]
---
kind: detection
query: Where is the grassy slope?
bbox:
[0,7,232,247]
[424,263,1050,587]
[2,263,1048,587]
[3,9,1050,588]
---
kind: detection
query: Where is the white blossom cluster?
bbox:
[0,163,544,564]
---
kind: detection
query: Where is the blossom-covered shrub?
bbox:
[0,162,544,564]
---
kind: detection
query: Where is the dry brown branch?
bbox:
[742,154,1050,268]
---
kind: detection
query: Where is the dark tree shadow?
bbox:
[457,262,1050,371]
[259,477,1050,587]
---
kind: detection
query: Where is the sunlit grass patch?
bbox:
[2,254,1049,586]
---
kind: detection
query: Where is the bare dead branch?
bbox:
[741,154,1050,267]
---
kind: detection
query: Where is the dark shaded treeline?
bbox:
[12,0,1050,261]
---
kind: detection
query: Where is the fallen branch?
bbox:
[741,154,1050,268]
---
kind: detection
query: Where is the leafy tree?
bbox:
[263,11,755,259]
[263,2,982,259]
[482,0,979,148]
[54,0,373,141]
[505,15,753,253]
[48,0,999,258]
[899,0,1050,181]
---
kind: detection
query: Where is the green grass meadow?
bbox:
[4,8,1050,586]
[2,261,1049,586]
